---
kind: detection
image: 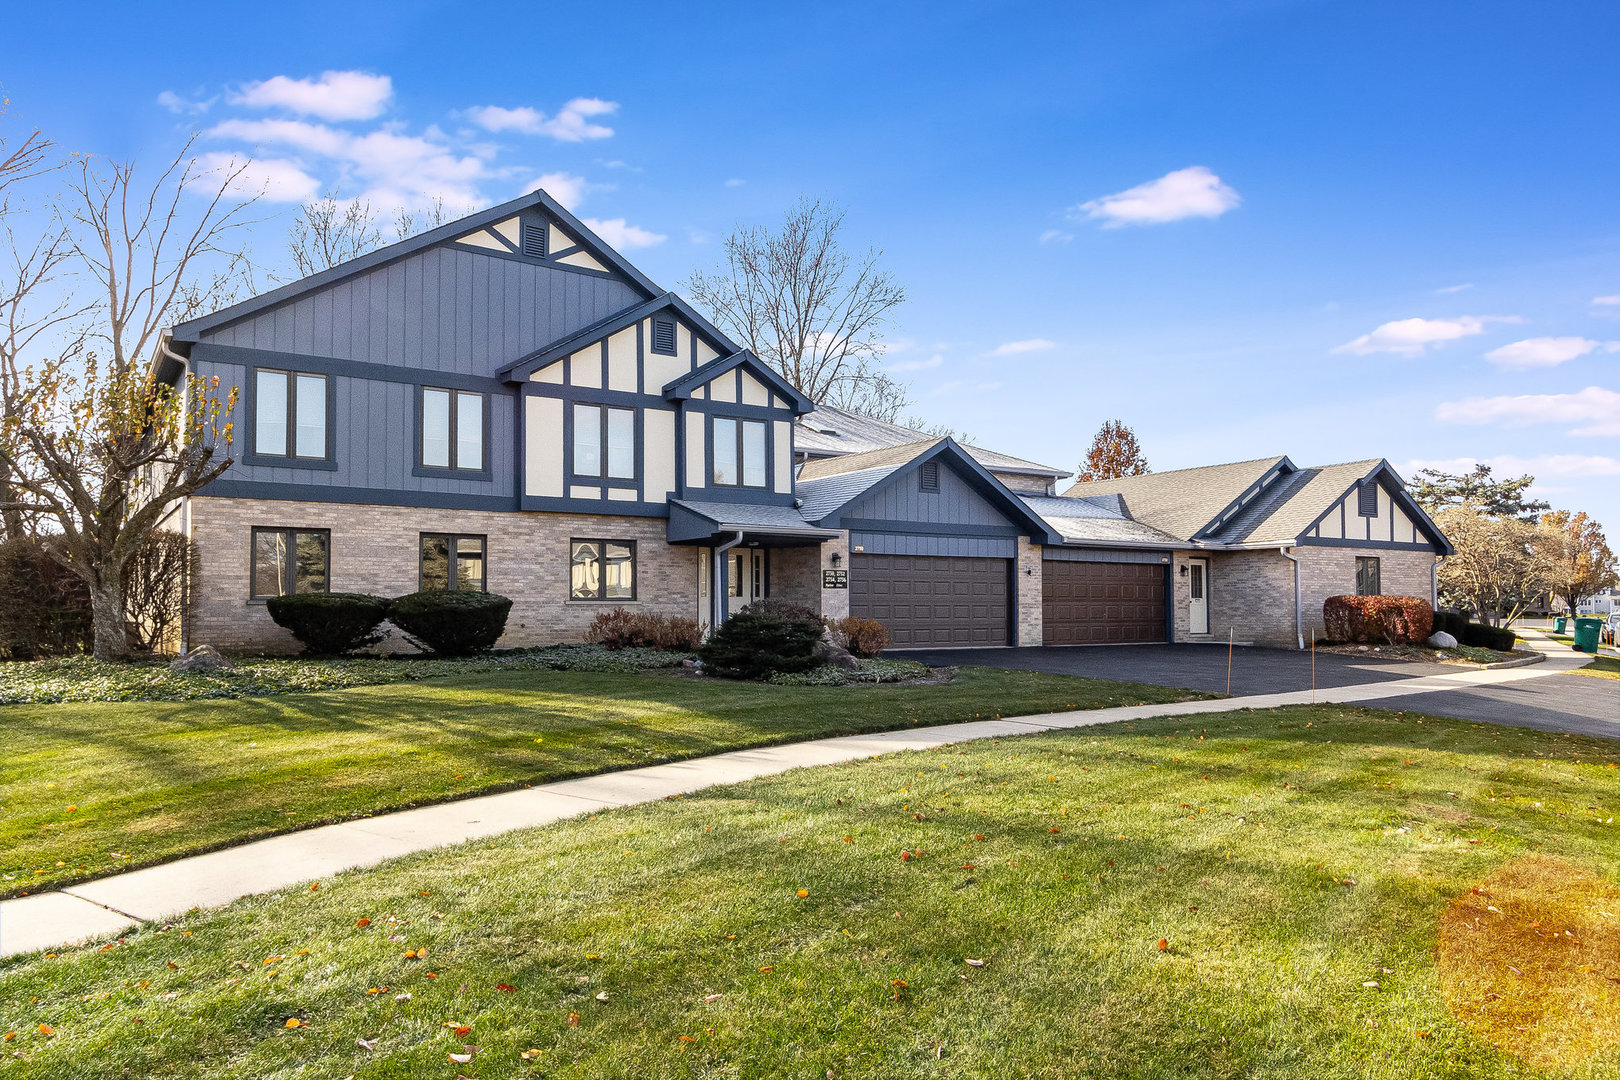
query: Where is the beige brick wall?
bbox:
[769,545,823,612]
[818,532,851,621]
[1295,546,1439,642]
[1170,545,1442,649]
[186,496,706,653]
[1016,538,1043,645]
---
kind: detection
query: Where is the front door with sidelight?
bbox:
[1188,558,1210,635]
[724,548,765,619]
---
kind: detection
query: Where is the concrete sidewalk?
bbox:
[0,631,1597,959]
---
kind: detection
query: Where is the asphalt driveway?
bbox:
[897,643,1618,740]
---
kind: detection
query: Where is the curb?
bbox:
[1480,652,1547,671]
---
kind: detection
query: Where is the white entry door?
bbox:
[724,548,765,619]
[1188,558,1210,635]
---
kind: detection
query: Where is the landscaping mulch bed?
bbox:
[1314,642,1530,666]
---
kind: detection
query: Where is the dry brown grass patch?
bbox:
[1438,855,1620,1068]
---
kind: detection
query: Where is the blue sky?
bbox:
[5,1,1618,525]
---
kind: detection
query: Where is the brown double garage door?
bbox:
[1042,559,1166,645]
[850,553,1010,648]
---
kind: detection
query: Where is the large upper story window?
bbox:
[254,369,328,460]
[573,403,635,479]
[251,527,329,599]
[713,417,767,488]
[421,388,484,471]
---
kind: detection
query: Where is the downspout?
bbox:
[1279,546,1304,650]
[712,530,745,630]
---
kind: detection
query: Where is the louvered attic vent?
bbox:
[522,221,547,258]
[919,460,941,493]
[1358,480,1379,516]
[651,317,677,356]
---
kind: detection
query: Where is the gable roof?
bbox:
[663,349,815,415]
[794,438,1061,542]
[494,291,739,383]
[796,404,1068,479]
[1060,456,1293,542]
[1212,459,1453,552]
[1019,494,1186,548]
[170,189,660,344]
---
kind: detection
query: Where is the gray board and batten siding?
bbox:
[836,455,1024,560]
[189,243,647,509]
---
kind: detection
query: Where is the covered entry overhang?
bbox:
[668,500,838,629]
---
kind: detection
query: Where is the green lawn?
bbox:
[0,666,1204,896]
[3,706,1615,1079]
[1573,655,1620,679]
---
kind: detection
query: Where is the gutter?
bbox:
[711,530,745,630]
[1279,546,1304,649]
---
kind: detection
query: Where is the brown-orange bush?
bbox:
[583,610,704,651]
[1322,595,1434,645]
[825,616,892,656]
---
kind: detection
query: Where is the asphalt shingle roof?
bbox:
[796,405,1067,478]
[668,500,833,532]
[1212,460,1381,544]
[1019,494,1185,547]
[1059,457,1289,541]
[795,438,943,481]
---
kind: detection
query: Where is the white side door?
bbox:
[1188,558,1209,635]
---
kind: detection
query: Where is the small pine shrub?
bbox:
[699,600,823,680]
[266,593,390,656]
[583,610,703,651]
[826,616,892,657]
[1460,621,1517,651]
[1322,595,1434,645]
[387,590,513,656]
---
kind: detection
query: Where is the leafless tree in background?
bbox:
[685,197,908,419]
[286,190,383,278]
[395,196,470,240]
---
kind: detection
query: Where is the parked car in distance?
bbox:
[1603,612,1620,646]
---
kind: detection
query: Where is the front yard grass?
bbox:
[0,666,1204,896]
[2,706,1615,1079]
[1573,655,1620,679]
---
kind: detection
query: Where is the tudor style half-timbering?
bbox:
[159,190,1447,654]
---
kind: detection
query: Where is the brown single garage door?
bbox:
[1042,560,1165,645]
[850,553,1010,648]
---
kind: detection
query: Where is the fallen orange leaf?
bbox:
[1157,939,1169,951]
[796,889,809,898]
[283,1018,303,1029]
[497,983,515,993]
[37,1025,53,1036]
[355,918,371,928]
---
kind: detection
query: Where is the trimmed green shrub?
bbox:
[266,593,390,655]
[1432,610,1471,640]
[699,600,823,680]
[583,610,703,651]
[1322,595,1434,645]
[387,590,513,655]
[826,616,892,657]
[0,537,92,659]
[1460,621,1517,651]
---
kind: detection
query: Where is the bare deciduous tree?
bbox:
[1435,503,1551,625]
[0,142,254,659]
[685,197,908,418]
[1075,419,1150,482]
[394,196,470,240]
[286,190,382,279]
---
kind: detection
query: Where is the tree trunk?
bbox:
[88,577,129,661]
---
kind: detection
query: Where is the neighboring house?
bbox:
[159,191,1448,654]
[1576,588,1619,616]
[1050,457,1454,648]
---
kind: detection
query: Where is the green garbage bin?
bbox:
[1573,617,1601,654]
[1554,615,1567,633]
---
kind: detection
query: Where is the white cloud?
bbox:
[581,217,666,249]
[724,178,746,188]
[1434,282,1474,294]
[1485,336,1618,369]
[989,338,1056,356]
[464,98,617,142]
[890,353,944,373]
[1039,229,1074,244]
[1592,295,1620,306]
[157,90,212,116]
[1332,315,1519,357]
[1073,166,1240,228]
[207,116,489,210]
[1435,385,1620,436]
[195,153,321,203]
[522,171,588,210]
[232,71,393,121]
[1397,454,1620,481]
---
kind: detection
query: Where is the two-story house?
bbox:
[162,190,1449,654]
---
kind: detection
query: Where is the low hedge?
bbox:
[584,610,704,651]
[1432,610,1471,640]
[1322,595,1434,645]
[1460,621,1517,651]
[266,592,390,655]
[387,590,513,656]
[699,600,823,680]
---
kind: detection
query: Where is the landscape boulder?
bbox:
[1426,631,1459,649]
[168,644,233,673]
[812,636,860,670]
